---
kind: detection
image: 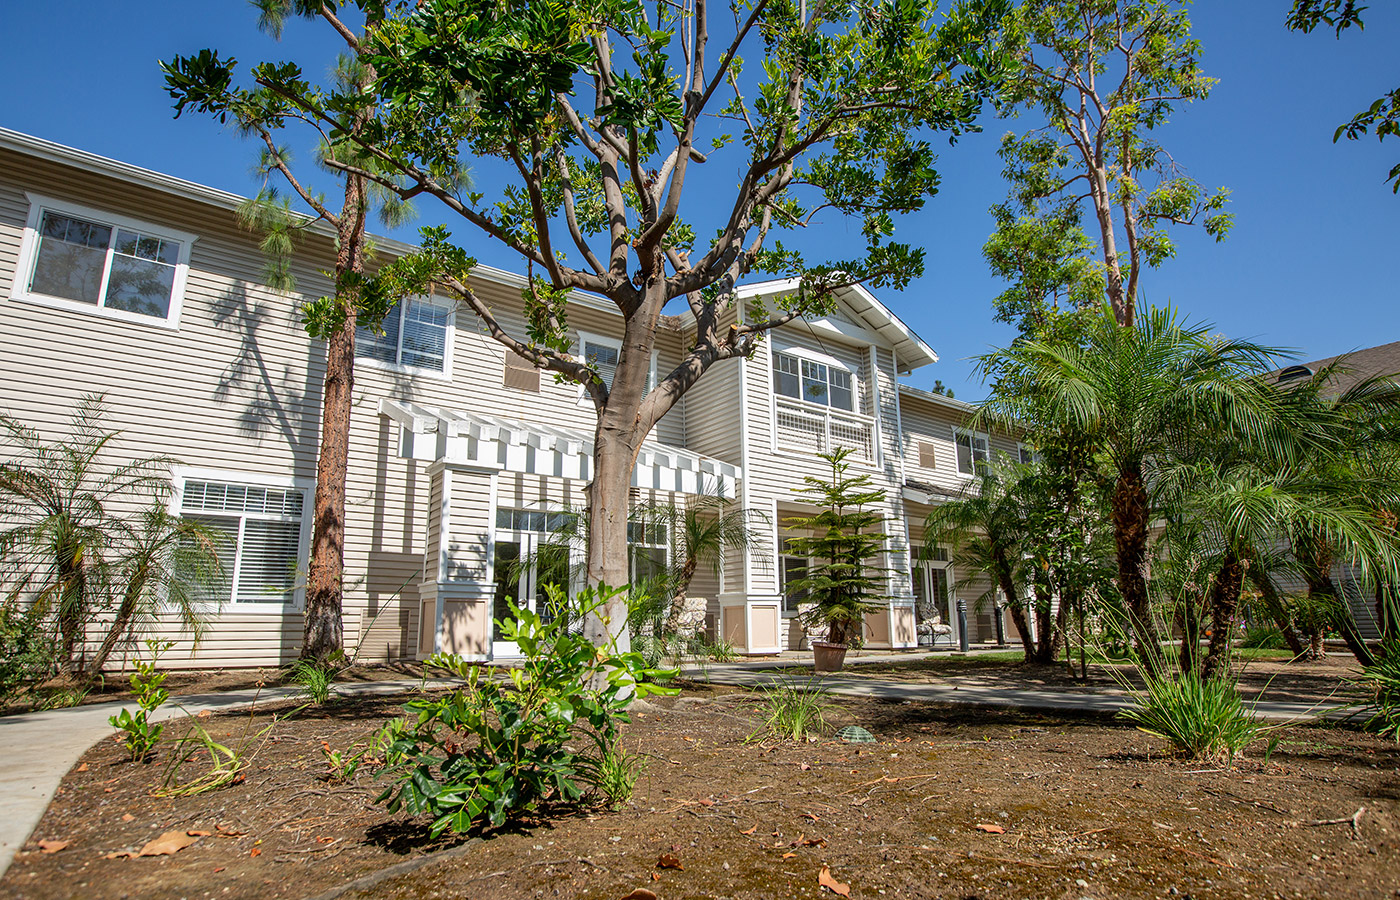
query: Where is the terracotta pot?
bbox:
[812,641,848,673]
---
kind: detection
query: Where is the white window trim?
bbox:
[1016,442,1039,465]
[769,344,857,412]
[170,466,313,610]
[574,330,656,406]
[355,294,456,381]
[11,193,196,331]
[952,427,990,478]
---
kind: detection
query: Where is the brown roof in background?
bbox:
[1272,340,1400,395]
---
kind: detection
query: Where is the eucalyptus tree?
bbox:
[1288,0,1399,193]
[981,305,1294,672]
[164,1,461,662]
[165,0,1012,650]
[989,0,1231,331]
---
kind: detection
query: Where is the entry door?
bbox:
[491,533,570,657]
[911,547,958,647]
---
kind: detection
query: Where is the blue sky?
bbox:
[1,1,1396,400]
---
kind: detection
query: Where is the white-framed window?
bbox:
[627,520,669,583]
[1017,442,1038,465]
[356,295,454,374]
[771,348,854,411]
[10,194,194,328]
[576,331,655,403]
[176,471,309,607]
[780,537,810,615]
[953,428,989,476]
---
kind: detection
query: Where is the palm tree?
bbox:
[923,463,1038,662]
[981,304,1300,672]
[634,486,770,635]
[0,397,222,673]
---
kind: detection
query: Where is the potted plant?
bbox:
[785,448,889,673]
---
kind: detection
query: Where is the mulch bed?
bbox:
[4,681,1399,900]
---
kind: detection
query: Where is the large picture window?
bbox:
[772,349,854,411]
[356,296,452,373]
[180,478,306,605]
[13,197,193,326]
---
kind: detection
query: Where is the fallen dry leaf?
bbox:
[819,865,851,897]
[782,852,798,859]
[120,814,135,823]
[37,840,69,854]
[213,867,226,874]
[803,812,821,822]
[187,830,212,837]
[975,824,1006,834]
[103,851,128,860]
[851,798,869,807]
[799,762,812,771]
[137,831,199,857]
[76,763,88,772]
[215,824,246,837]
[249,847,262,858]
[698,799,714,807]
[620,890,658,900]
[656,852,684,870]
[196,710,212,719]
[650,872,660,882]
[740,825,757,835]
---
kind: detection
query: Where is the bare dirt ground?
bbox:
[1,663,431,716]
[4,679,1400,900]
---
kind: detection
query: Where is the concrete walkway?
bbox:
[0,679,437,877]
[0,652,1362,880]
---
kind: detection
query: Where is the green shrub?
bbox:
[374,585,675,837]
[755,677,830,742]
[0,600,59,703]
[109,641,171,762]
[1119,671,1262,763]
[1240,625,1287,650]
[1358,645,1400,742]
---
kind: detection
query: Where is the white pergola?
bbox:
[379,398,742,498]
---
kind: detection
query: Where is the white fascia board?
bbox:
[897,383,978,414]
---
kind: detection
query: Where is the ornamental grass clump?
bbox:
[1119,671,1263,763]
[754,677,831,742]
[374,584,674,837]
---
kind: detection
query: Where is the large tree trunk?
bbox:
[302,173,367,663]
[1201,550,1245,680]
[583,417,641,654]
[993,558,1035,662]
[1111,465,1162,672]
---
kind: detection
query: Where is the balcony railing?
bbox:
[774,396,875,463]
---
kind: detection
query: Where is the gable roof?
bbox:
[733,278,938,373]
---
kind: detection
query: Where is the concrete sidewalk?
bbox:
[0,679,436,877]
[684,660,1362,724]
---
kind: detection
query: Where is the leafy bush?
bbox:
[1240,625,1287,650]
[374,585,675,837]
[0,600,59,703]
[1119,671,1262,763]
[287,652,345,705]
[754,677,830,742]
[109,641,171,762]
[1358,645,1400,742]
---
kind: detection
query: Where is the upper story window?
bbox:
[772,349,854,411]
[356,296,453,374]
[12,195,194,328]
[954,428,989,476]
[577,332,654,402]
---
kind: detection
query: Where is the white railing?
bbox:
[774,396,875,463]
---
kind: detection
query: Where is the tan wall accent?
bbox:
[891,605,915,647]
[441,599,490,657]
[749,603,781,652]
[418,600,436,656]
[721,606,747,650]
[863,607,891,647]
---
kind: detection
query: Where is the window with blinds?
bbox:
[356,296,452,372]
[182,479,305,605]
[580,335,653,398]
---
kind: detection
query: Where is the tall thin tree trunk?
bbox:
[1111,466,1161,672]
[302,172,367,663]
[1176,592,1201,677]
[1249,569,1307,657]
[1201,551,1244,680]
[994,561,1035,662]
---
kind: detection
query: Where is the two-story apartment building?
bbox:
[0,127,1013,669]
